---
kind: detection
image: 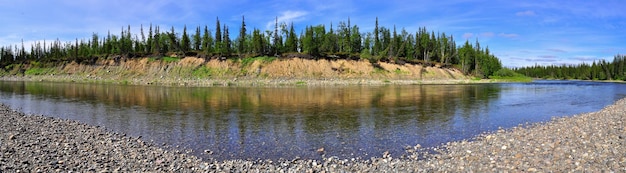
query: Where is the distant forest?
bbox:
[0,17,503,78]
[515,55,626,81]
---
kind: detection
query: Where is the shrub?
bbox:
[492,68,517,77]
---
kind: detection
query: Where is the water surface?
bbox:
[0,80,624,160]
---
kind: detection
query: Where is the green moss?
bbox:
[240,56,277,67]
[163,56,180,63]
[192,66,214,78]
[372,67,387,74]
[394,69,409,74]
[24,67,55,75]
[148,56,180,63]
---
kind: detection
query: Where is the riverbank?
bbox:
[0,75,493,87]
[0,104,209,172]
[0,57,520,87]
[1,98,624,172]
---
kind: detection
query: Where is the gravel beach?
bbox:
[1,98,625,172]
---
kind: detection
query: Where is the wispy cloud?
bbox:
[516,10,536,17]
[498,33,519,38]
[266,10,308,30]
[572,56,598,62]
[547,48,567,53]
[462,33,474,39]
[538,55,557,59]
[480,32,495,37]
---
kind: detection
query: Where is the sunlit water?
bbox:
[0,80,624,160]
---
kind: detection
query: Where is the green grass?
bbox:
[240,56,277,67]
[489,68,533,82]
[192,66,233,78]
[394,69,409,74]
[372,67,387,74]
[489,75,533,82]
[24,67,55,75]
[162,56,180,63]
[148,56,180,63]
[295,81,307,85]
[192,66,214,78]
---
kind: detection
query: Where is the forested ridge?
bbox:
[0,17,504,78]
[515,55,626,81]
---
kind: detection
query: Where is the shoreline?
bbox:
[0,75,507,87]
[1,98,624,171]
[0,57,523,87]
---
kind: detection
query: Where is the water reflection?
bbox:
[0,80,623,160]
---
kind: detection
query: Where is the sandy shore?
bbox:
[1,98,624,172]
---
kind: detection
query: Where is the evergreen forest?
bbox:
[0,17,504,77]
[515,55,626,81]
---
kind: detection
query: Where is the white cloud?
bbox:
[480,32,495,37]
[515,10,535,17]
[498,33,519,38]
[547,48,567,53]
[266,11,308,30]
[462,33,474,39]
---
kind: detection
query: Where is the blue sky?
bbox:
[1,0,624,67]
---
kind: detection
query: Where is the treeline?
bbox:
[0,17,502,77]
[514,55,626,80]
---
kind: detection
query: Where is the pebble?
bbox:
[2,98,626,172]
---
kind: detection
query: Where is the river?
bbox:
[0,80,624,160]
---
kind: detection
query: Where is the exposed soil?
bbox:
[1,57,477,86]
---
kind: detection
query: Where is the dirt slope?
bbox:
[4,57,471,85]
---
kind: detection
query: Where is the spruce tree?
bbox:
[215,17,222,54]
[285,23,298,53]
[373,17,380,56]
[202,25,213,55]
[181,25,191,53]
[238,16,247,56]
[222,25,231,56]
[193,26,201,51]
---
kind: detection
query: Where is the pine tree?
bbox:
[285,22,298,53]
[350,25,361,54]
[273,17,282,55]
[193,26,201,51]
[252,28,264,55]
[222,25,231,56]
[146,24,153,55]
[152,26,161,55]
[181,25,191,53]
[202,25,213,55]
[238,16,247,56]
[139,24,146,55]
[373,17,381,56]
[215,17,222,54]
[168,26,180,53]
[91,33,100,55]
